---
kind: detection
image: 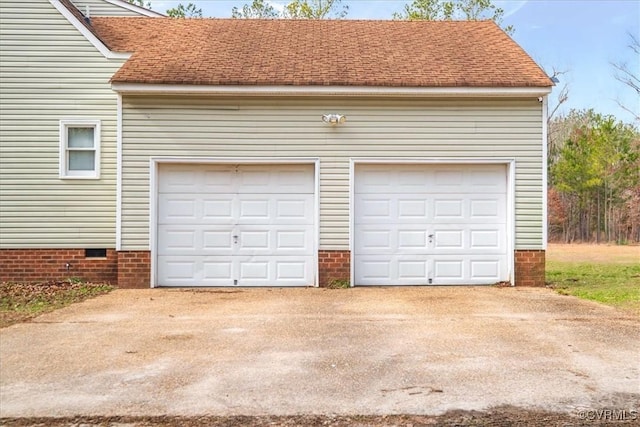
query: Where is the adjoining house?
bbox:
[0,0,553,288]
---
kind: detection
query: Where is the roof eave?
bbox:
[111,84,553,97]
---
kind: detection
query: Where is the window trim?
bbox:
[59,119,101,179]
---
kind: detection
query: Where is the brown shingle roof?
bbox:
[90,18,552,88]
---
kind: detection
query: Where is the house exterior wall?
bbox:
[70,0,151,16]
[120,96,544,252]
[0,0,124,248]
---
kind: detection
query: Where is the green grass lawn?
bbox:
[546,261,640,315]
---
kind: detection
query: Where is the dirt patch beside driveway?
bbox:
[0,287,638,419]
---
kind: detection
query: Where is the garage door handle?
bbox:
[233,235,239,244]
[428,234,433,243]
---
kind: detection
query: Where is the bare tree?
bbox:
[611,32,640,121]
[547,67,569,122]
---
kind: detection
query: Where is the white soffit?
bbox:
[111,84,553,97]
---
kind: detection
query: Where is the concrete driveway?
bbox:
[1,287,638,418]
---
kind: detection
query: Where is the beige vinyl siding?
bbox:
[70,0,145,16]
[121,96,544,251]
[0,0,122,247]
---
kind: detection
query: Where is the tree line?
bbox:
[548,35,639,244]
[128,0,512,28]
[548,110,639,244]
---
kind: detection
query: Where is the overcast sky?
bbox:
[149,0,640,124]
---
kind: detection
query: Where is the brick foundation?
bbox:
[1,248,545,288]
[318,250,351,287]
[0,248,118,284]
[514,250,546,287]
[117,251,151,289]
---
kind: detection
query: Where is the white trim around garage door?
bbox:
[349,158,516,286]
[149,157,320,288]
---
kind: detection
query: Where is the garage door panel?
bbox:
[432,194,506,223]
[158,228,197,252]
[355,224,431,254]
[469,169,507,193]
[355,255,430,285]
[355,169,394,193]
[433,229,463,249]
[202,198,235,222]
[469,197,506,220]
[158,195,199,222]
[158,256,235,286]
[238,198,270,221]
[354,258,391,283]
[469,228,502,250]
[470,259,502,279]
[276,229,311,252]
[433,260,463,280]
[398,229,429,250]
[398,259,429,280]
[355,194,430,224]
[432,224,506,253]
[157,163,315,287]
[159,194,238,225]
[160,166,240,194]
[356,228,392,252]
[237,256,314,286]
[202,168,236,192]
[159,168,201,193]
[354,196,392,221]
[356,166,431,194]
[237,165,314,194]
[398,199,428,219]
[355,164,508,286]
[237,225,313,256]
[432,255,507,284]
[158,225,234,255]
[158,258,196,282]
[236,194,314,225]
[433,198,463,219]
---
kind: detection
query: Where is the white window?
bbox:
[59,119,101,179]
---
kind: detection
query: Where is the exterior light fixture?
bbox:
[322,114,346,125]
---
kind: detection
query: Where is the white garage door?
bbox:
[354,164,508,285]
[157,164,315,286]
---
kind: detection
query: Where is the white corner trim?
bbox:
[313,159,321,288]
[48,0,131,60]
[542,95,549,250]
[103,0,165,17]
[116,94,123,251]
[508,159,516,285]
[149,158,158,288]
[348,159,355,288]
[112,83,553,97]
